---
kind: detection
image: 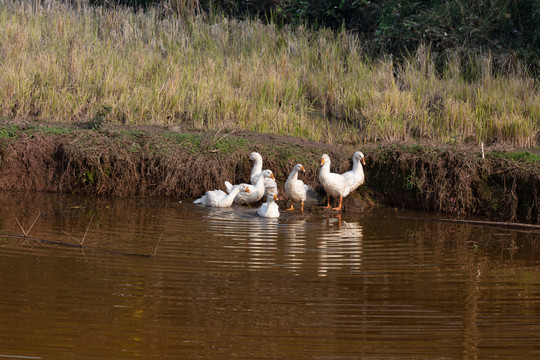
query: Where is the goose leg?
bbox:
[300,201,304,213]
[332,197,343,211]
[324,196,331,208]
[286,203,295,211]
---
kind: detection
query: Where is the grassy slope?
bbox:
[0,0,539,147]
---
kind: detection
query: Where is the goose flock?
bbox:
[193,151,366,218]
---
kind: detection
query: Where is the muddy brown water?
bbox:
[0,192,539,360]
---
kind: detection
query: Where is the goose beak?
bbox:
[273,194,279,201]
[245,187,250,193]
[361,158,366,165]
[320,158,325,166]
[270,173,275,180]
[300,165,306,172]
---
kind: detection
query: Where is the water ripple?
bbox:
[0,194,539,359]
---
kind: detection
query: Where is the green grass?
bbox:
[0,123,73,138]
[489,151,540,164]
[0,125,19,139]
[165,133,202,147]
[0,0,539,147]
[210,137,248,153]
[25,125,73,136]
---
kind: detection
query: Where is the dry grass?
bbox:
[0,0,538,146]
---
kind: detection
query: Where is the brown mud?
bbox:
[0,122,539,224]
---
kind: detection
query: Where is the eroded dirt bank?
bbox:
[0,123,539,224]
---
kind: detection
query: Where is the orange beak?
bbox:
[273,194,279,201]
[270,173,275,180]
[361,158,366,165]
[320,158,325,166]
[245,187,250,193]
[300,165,306,172]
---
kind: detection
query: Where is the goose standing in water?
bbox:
[285,164,308,212]
[193,184,250,208]
[257,194,280,218]
[319,154,350,211]
[341,151,366,192]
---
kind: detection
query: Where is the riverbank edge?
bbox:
[0,122,538,224]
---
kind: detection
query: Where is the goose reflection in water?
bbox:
[281,218,308,274]
[317,214,363,277]
[246,216,279,270]
[196,206,363,276]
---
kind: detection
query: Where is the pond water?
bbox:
[0,192,539,360]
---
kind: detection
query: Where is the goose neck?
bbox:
[287,169,299,182]
[251,160,263,178]
[255,176,266,192]
[221,186,241,206]
[320,162,330,176]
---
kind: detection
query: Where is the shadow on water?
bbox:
[0,192,539,360]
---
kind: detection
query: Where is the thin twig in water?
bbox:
[80,213,95,246]
[153,233,163,257]
[15,217,26,236]
[15,211,41,237]
[61,230,81,245]
[61,213,95,246]
[26,211,41,236]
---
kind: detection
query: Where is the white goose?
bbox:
[257,194,280,218]
[193,184,250,207]
[341,151,366,192]
[285,164,308,212]
[319,154,350,211]
[250,152,279,197]
[225,169,275,205]
[249,152,263,185]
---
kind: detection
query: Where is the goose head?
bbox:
[294,164,306,173]
[250,152,263,162]
[262,169,275,180]
[239,184,250,193]
[354,151,366,165]
[320,154,330,166]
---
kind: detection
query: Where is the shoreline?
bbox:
[0,121,539,224]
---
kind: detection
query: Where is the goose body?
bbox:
[193,184,250,207]
[257,194,280,218]
[225,169,275,205]
[341,151,366,192]
[264,177,279,197]
[319,154,350,211]
[285,164,308,212]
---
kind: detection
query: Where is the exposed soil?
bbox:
[0,121,539,224]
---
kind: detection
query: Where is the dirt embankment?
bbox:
[0,123,539,224]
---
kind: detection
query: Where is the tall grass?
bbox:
[0,0,538,146]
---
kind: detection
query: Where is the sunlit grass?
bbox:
[0,0,538,146]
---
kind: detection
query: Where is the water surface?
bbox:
[1,192,539,359]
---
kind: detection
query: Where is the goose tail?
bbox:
[193,196,204,204]
[224,181,233,193]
